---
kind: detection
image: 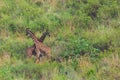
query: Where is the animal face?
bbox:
[26,32,31,37]
[26,28,32,37]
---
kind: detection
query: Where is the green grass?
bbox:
[0,0,120,80]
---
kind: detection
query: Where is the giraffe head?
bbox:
[26,28,34,37]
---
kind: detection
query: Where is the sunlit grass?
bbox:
[0,0,120,80]
[0,0,4,9]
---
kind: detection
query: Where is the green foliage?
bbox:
[0,0,119,31]
[0,0,120,80]
[60,37,99,58]
[98,0,120,19]
[9,62,80,80]
[0,66,13,80]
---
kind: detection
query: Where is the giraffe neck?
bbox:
[39,33,47,42]
[27,30,39,44]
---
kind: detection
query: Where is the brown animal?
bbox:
[26,28,51,63]
[26,29,50,58]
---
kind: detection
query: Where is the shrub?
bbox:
[60,37,99,59]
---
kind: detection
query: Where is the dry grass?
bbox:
[79,56,93,71]
[0,52,10,67]
[0,0,4,9]
[0,30,10,38]
[97,52,120,80]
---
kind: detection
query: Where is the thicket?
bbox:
[0,0,120,80]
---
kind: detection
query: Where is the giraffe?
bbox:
[26,28,51,63]
[26,29,50,58]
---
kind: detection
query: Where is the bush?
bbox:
[60,37,99,59]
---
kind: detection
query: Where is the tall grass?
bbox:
[0,0,120,80]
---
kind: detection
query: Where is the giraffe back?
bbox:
[36,42,51,56]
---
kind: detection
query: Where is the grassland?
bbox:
[0,0,120,80]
